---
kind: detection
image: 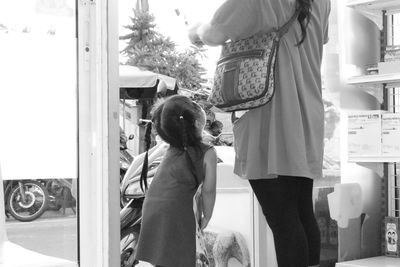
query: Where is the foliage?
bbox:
[120,9,207,90]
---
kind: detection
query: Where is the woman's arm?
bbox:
[188,22,229,47]
[188,0,262,47]
[200,147,217,230]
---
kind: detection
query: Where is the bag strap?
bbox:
[277,9,301,39]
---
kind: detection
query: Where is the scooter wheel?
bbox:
[121,225,140,267]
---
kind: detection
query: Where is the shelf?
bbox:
[347,0,400,29]
[348,156,400,162]
[336,256,400,267]
[347,73,400,87]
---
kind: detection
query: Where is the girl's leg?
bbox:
[249,177,309,267]
[297,177,321,266]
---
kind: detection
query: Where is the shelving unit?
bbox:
[347,73,400,87]
[348,156,400,163]
[347,0,400,163]
[347,0,400,29]
[342,1,400,267]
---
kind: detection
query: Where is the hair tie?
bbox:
[139,119,152,124]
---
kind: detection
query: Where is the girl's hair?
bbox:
[296,0,314,45]
[151,95,203,150]
[139,95,204,190]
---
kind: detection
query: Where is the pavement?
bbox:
[5,208,78,262]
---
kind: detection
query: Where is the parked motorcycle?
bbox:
[120,149,134,182]
[120,142,167,267]
[4,178,76,222]
[4,179,49,222]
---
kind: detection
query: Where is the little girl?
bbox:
[136,95,217,267]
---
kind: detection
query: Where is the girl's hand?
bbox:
[200,147,217,231]
[200,216,210,231]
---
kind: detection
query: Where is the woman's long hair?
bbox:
[296,0,313,45]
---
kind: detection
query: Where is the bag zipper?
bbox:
[217,49,265,65]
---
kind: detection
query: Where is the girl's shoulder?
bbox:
[200,143,217,163]
[186,142,214,162]
[199,142,214,153]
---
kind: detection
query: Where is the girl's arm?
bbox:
[200,147,217,230]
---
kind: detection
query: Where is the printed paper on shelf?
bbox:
[347,110,385,156]
[382,113,400,156]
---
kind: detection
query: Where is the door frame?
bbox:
[77,0,119,266]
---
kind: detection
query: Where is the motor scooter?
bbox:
[120,129,134,182]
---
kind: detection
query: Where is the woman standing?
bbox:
[189,0,330,266]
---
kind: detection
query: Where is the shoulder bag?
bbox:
[208,10,300,112]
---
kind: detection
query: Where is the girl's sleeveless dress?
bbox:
[136,143,212,267]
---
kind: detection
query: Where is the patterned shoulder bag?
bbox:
[208,10,300,112]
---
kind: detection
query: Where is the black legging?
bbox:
[249,176,320,267]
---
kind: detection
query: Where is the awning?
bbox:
[120,65,158,88]
[119,65,177,90]
[119,65,177,99]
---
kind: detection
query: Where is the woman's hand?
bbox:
[188,23,204,47]
[189,22,228,47]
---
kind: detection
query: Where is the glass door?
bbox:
[0,0,78,265]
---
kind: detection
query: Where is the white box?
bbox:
[348,110,385,157]
[382,113,400,156]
